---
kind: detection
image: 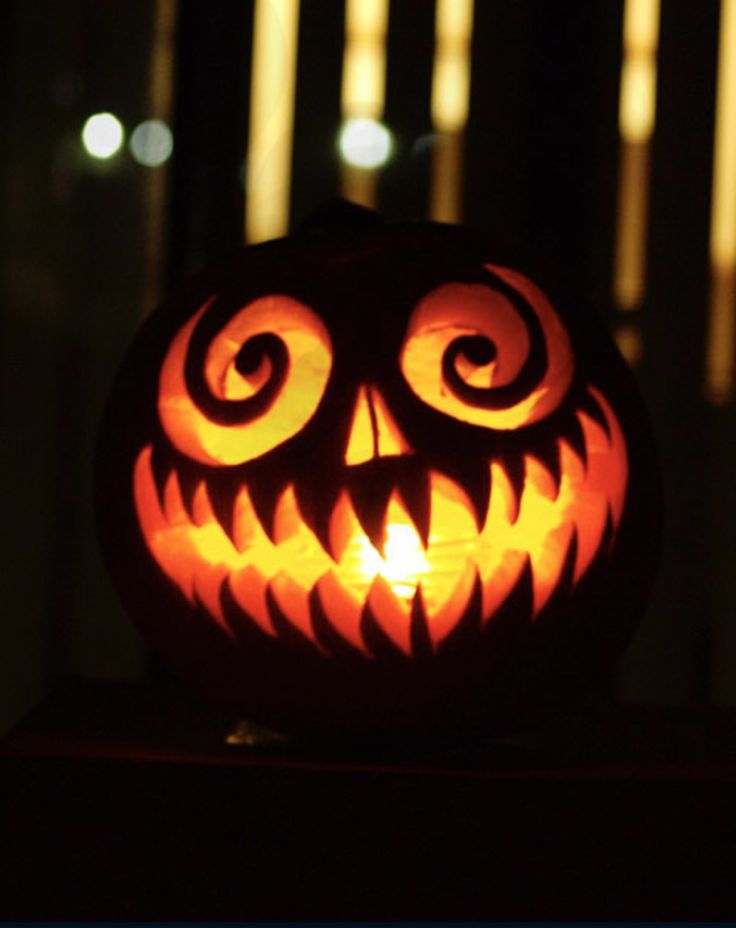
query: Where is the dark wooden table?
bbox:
[2,676,736,919]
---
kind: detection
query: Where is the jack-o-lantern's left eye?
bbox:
[159,295,332,465]
[400,265,574,430]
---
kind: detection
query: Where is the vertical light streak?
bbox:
[429,0,474,223]
[613,0,660,311]
[142,0,177,316]
[706,0,736,404]
[245,0,301,244]
[339,0,389,207]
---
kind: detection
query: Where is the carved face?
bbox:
[97,215,657,733]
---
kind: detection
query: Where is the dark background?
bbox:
[2,0,733,734]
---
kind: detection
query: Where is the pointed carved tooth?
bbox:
[489,555,534,625]
[396,469,431,549]
[208,480,238,545]
[563,415,588,471]
[269,572,319,646]
[409,591,433,659]
[558,438,586,491]
[232,485,267,554]
[442,460,491,532]
[527,521,575,617]
[425,472,477,617]
[294,479,339,561]
[346,458,397,550]
[315,571,367,654]
[466,465,492,532]
[273,484,302,545]
[270,486,331,590]
[421,558,476,648]
[248,480,284,545]
[428,470,478,542]
[480,550,527,624]
[310,586,365,657]
[570,389,628,582]
[577,410,607,457]
[228,566,275,636]
[533,527,578,621]
[577,401,620,466]
[572,487,608,583]
[502,455,526,526]
[366,574,413,655]
[329,490,365,564]
[191,480,216,527]
[360,607,403,660]
[163,470,188,526]
[192,568,232,634]
[545,440,562,500]
[524,454,558,503]
[579,387,612,439]
[346,472,394,553]
[133,446,169,539]
[382,493,427,583]
[437,567,482,650]
[150,446,171,512]
[586,387,629,528]
[176,467,200,522]
[487,461,520,528]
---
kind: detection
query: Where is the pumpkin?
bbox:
[96,203,659,736]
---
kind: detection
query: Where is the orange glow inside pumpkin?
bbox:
[133,388,627,657]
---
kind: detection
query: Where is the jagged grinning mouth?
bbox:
[133,387,627,657]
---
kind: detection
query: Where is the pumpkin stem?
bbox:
[298,197,384,239]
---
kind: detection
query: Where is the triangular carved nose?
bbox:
[344,385,413,466]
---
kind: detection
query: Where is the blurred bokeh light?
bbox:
[129,118,173,167]
[338,116,393,168]
[81,112,124,160]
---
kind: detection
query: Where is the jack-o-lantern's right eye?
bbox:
[158,295,332,466]
[399,265,575,430]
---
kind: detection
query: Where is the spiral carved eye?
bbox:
[158,295,332,465]
[399,264,574,430]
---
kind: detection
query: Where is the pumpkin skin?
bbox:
[96,206,659,736]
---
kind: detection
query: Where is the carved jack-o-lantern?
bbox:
[96,206,659,735]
